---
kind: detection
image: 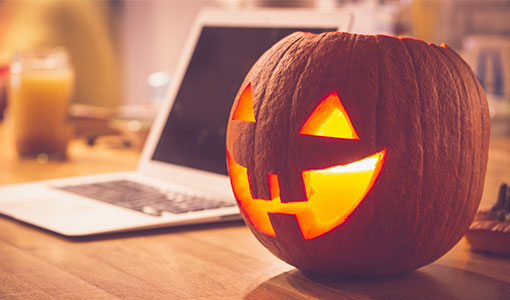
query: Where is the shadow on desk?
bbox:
[245,264,510,300]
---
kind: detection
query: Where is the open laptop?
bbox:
[0,8,352,236]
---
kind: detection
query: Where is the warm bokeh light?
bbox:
[232,83,256,122]
[227,149,386,240]
[299,91,359,140]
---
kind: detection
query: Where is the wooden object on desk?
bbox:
[1,123,509,299]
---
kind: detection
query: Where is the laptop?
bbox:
[0,8,352,236]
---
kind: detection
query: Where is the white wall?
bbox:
[122,0,221,105]
[120,0,332,105]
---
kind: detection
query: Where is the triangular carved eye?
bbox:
[299,91,359,140]
[232,84,256,122]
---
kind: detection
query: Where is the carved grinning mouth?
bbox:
[227,149,386,239]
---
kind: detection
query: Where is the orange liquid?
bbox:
[9,69,74,158]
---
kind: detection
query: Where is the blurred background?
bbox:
[0,0,508,147]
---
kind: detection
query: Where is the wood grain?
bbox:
[1,124,509,299]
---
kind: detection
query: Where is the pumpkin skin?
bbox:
[226,31,490,276]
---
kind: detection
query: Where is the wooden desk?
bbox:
[1,125,509,299]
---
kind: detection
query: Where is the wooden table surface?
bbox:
[1,124,509,300]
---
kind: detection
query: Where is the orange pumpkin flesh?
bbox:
[232,84,256,122]
[299,91,359,140]
[227,149,385,239]
[226,31,490,276]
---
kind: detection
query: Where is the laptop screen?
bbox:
[152,26,335,175]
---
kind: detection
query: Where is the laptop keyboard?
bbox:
[55,180,235,217]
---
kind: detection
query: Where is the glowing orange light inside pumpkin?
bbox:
[232,84,256,122]
[227,150,386,239]
[299,91,359,140]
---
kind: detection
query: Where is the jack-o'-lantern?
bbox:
[226,32,490,276]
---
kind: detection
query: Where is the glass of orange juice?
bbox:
[8,48,74,160]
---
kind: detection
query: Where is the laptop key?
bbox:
[55,180,234,217]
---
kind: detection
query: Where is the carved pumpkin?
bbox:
[226,32,490,276]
